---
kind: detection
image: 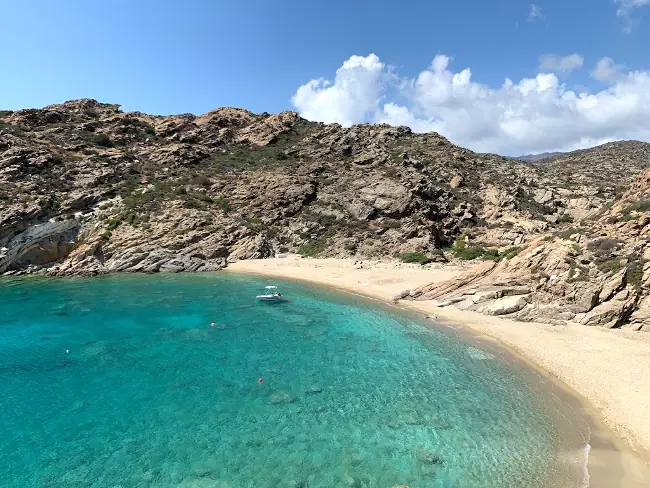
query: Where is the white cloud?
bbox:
[617,0,650,15]
[591,57,625,82]
[291,54,650,156]
[616,0,650,32]
[539,54,584,73]
[290,54,386,127]
[528,4,544,21]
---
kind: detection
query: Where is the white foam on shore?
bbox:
[581,442,591,487]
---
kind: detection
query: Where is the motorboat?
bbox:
[256,285,284,302]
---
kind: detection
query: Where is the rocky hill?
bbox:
[401,167,650,331]
[1,99,650,330]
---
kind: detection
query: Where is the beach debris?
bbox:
[269,391,297,404]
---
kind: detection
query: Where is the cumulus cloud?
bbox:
[291,53,650,156]
[538,54,584,73]
[591,57,625,82]
[528,4,544,21]
[290,54,386,127]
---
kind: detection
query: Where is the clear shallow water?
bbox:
[0,273,588,488]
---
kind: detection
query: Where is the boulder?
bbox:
[480,295,529,316]
[574,285,602,312]
[579,291,636,328]
[449,175,464,189]
[599,268,627,303]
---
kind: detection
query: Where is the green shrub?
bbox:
[106,218,122,231]
[297,238,328,257]
[556,227,585,239]
[626,260,645,290]
[191,174,211,187]
[396,252,432,265]
[450,240,485,260]
[597,258,623,274]
[628,200,650,212]
[500,246,524,260]
[90,133,114,147]
[482,248,500,261]
[0,110,12,118]
[616,213,636,223]
[344,241,357,252]
[215,198,231,213]
[0,122,23,135]
[515,189,554,217]
[197,194,214,203]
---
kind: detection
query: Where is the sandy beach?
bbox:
[227,255,650,485]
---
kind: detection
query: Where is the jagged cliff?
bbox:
[2,99,650,329]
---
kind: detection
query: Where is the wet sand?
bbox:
[227,255,650,487]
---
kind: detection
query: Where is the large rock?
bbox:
[408,261,497,300]
[579,290,636,328]
[479,295,529,316]
[574,286,602,313]
[599,268,627,303]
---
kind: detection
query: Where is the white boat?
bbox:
[256,285,284,302]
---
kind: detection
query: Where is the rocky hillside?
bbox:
[1,99,649,305]
[400,167,650,331]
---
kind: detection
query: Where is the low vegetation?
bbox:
[297,238,329,257]
[556,227,585,239]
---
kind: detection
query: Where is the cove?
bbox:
[0,273,591,488]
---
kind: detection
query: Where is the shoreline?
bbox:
[226,255,650,487]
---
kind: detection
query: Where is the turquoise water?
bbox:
[0,273,588,488]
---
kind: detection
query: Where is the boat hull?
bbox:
[256,295,284,302]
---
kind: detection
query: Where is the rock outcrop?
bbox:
[401,168,650,331]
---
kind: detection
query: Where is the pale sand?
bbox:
[227,255,650,485]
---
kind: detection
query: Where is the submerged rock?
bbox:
[269,391,297,404]
[417,448,442,464]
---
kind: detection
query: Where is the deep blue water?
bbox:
[0,273,588,488]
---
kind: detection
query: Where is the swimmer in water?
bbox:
[210,322,215,328]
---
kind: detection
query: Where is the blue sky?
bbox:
[2,0,650,154]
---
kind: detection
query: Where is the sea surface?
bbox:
[0,273,590,488]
